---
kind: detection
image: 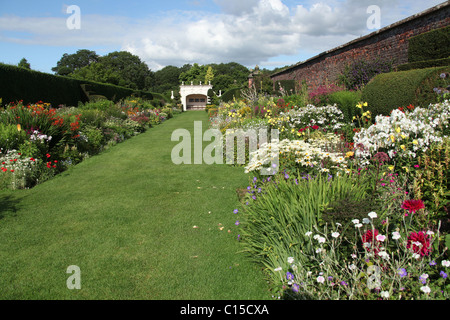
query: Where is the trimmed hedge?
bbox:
[361,66,449,116]
[408,26,450,63]
[397,57,450,71]
[0,63,154,107]
[221,87,243,102]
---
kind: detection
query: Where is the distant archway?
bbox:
[180,82,213,111]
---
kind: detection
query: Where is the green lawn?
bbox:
[0,111,271,300]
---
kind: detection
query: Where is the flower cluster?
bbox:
[244,135,350,176]
[353,101,449,161]
[279,104,345,132]
[274,211,449,300]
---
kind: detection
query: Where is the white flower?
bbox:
[274,267,282,272]
[348,264,357,270]
[380,291,390,299]
[354,223,363,228]
[442,260,450,267]
[412,253,421,260]
[352,219,360,224]
[331,232,340,238]
[392,231,401,240]
[362,218,371,224]
[378,251,390,260]
[376,234,386,242]
[368,211,377,219]
[287,257,294,264]
[317,276,325,283]
[316,248,322,253]
[305,231,313,237]
[317,236,326,244]
[420,286,431,294]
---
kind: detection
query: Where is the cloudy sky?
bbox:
[0,0,445,73]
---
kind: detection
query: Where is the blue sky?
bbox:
[0,0,445,73]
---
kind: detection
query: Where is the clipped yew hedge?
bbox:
[361,66,449,116]
[408,26,450,63]
[0,63,154,107]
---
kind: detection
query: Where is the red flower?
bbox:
[407,231,431,257]
[311,125,320,130]
[361,229,380,254]
[401,199,425,214]
[46,153,51,158]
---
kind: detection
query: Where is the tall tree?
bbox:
[204,66,215,84]
[18,58,31,69]
[99,51,153,90]
[52,49,99,76]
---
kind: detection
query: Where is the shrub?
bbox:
[397,57,450,72]
[362,67,449,116]
[408,26,450,63]
[221,87,244,102]
[327,90,363,123]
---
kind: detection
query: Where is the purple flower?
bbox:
[286,272,294,281]
[235,220,240,226]
[440,271,448,279]
[233,209,238,214]
[292,283,300,293]
[398,268,407,278]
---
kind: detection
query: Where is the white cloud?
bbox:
[0,0,445,70]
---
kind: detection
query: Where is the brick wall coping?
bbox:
[270,1,450,79]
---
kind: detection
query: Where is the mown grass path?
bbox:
[0,111,270,299]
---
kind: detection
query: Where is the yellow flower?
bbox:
[345,151,354,158]
[413,140,418,145]
[402,166,409,172]
[356,103,362,109]
[388,166,395,171]
[400,145,406,150]
[401,134,406,139]
[395,127,401,133]
[390,135,395,143]
[17,124,21,132]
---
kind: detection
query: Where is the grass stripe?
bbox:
[0,111,270,300]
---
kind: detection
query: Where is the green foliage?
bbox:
[327,90,362,123]
[221,87,244,102]
[52,49,99,75]
[0,123,28,151]
[397,57,450,71]
[0,63,155,107]
[239,173,371,270]
[413,138,450,222]
[408,26,450,63]
[362,67,449,116]
[18,58,31,70]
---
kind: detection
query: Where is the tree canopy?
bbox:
[52,50,254,97]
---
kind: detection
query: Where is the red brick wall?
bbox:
[271,3,450,91]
